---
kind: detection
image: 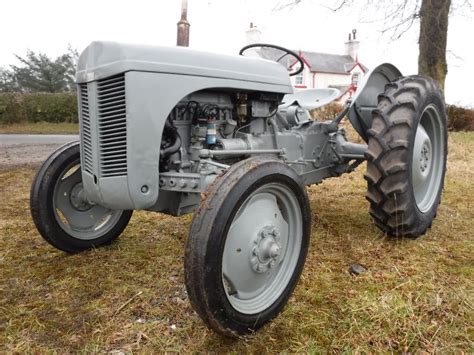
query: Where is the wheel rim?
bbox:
[53,161,124,240]
[412,104,445,213]
[222,183,302,314]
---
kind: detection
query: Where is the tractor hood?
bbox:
[76,41,293,90]
[348,63,403,142]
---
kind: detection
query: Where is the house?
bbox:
[246,25,368,102]
[290,30,368,101]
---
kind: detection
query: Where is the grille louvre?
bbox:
[97,75,127,177]
[79,84,94,174]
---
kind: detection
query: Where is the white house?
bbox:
[290,31,368,101]
[246,25,368,102]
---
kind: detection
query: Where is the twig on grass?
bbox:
[113,291,143,318]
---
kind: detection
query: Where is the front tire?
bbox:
[185,157,311,337]
[30,142,133,253]
[365,75,448,237]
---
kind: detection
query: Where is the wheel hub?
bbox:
[69,182,92,211]
[419,141,432,175]
[251,225,281,273]
[412,123,432,188]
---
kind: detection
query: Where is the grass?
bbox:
[0,132,472,352]
[0,122,78,134]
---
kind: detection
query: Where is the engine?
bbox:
[160,90,283,172]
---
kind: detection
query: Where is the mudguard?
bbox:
[348,63,403,142]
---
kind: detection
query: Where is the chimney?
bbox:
[177,0,190,47]
[344,28,360,60]
[245,22,262,45]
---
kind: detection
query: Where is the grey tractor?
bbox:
[30,42,447,337]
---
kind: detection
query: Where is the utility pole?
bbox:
[177,0,190,47]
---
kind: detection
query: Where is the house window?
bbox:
[295,72,304,85]
[351,73,360,86]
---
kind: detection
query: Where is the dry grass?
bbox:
[0,133,472,352]
[0,122,78,135]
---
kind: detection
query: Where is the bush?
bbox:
[310,102,474,132]
[0,93,24,124]
[0,92,77,124]
[447,105,474,132]
[310,102,344,120]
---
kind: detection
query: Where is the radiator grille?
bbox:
[97,75,127,177]
[79,84,93,174]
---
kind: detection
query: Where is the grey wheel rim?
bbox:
[412,104,445,213]
[53,162,124,240]
[222,183,303,314]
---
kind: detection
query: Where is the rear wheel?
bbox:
[185,157,311,337]
[364,75,447,237]
[30,142,133,253]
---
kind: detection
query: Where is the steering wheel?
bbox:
[239,43,304,76]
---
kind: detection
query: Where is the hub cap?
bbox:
[251,226,282,273]
[222,183,302,314]
[53,163,123,240]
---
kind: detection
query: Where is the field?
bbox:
[0,132,472,352]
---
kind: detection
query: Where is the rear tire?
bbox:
[364,75,447,237]
[30,142,133,253]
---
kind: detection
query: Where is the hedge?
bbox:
[447,104,474,131]
[0,93,472,132]
[0,93,78,124]
[311,102,473,132]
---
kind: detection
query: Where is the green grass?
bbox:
[0,122,78,134]
[0,132,472,352]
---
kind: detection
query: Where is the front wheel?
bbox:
[364,75,448,237]
[185,157,311,337]
[30,142,133,253]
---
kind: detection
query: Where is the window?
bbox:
[294,72,304,85]
[351,72,360,86]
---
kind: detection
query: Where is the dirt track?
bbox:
[0,134,78,171]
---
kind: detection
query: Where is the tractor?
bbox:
[30,42,447,337]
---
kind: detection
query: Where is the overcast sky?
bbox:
[0,0,472,106]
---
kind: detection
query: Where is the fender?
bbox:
[348,63,403,142]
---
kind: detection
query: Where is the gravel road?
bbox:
[0,134,79,171]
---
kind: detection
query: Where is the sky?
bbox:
[0,0,472,106]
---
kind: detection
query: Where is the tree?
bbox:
[273,0,470,91]
[0,67,18,92]
[418,0,450,90]
[0,47,78,93]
